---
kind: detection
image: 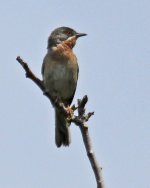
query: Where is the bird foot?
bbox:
[66,106,73,116]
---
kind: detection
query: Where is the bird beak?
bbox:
[76,33,87,38]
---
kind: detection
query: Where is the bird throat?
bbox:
[50,36,77,61]
[58,36,77,50]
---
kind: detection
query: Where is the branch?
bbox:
[77,97,105,188]
[16,56,105,188]
[16,56,44,90]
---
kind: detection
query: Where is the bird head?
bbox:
[47,26,87,49]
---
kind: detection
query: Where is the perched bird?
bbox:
[42,27,87,147]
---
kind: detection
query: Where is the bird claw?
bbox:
[66,106,73,116]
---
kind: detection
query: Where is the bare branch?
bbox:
[16,56,44,90]
[77,97,105,188]
[16,56,105,188]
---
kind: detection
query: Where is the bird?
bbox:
[42,26,87,147]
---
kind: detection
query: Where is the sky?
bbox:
[0,0,150,188]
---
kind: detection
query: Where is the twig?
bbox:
[16,56,44,90]
[77,98,105,188]
[16,56,105,188]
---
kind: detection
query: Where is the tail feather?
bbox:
[55,109,70,147]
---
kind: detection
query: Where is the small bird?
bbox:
[42,27,87,147]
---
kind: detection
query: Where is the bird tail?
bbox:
[55,108,71,147]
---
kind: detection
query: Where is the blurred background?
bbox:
[0,0,150,187]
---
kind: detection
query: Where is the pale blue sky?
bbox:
[0,0,150,188]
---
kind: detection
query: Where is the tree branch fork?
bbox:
[16,56,105,188]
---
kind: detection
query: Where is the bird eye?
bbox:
[67,31,71,35]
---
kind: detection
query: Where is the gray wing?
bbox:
[41,53,50,78]
[41,57,46,78]
[67,63,79,105]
